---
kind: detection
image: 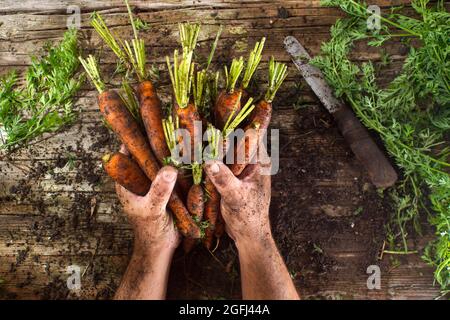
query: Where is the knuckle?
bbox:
[153,188,168,200]
[149,183,171,202]
[213,174,226,187]
[217,173,233,188]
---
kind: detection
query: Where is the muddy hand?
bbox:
[204,156,272,245]
[116,165,181,251]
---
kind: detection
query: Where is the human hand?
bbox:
[116,150,180,253]
[204,156,272,246]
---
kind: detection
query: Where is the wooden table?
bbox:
[0,0,441,299]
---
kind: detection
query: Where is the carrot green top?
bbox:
[265,56,288,103]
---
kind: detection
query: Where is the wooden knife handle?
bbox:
[333,105,398,188]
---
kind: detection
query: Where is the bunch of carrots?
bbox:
[80,0,287,253]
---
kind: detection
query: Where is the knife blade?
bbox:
[284,35,343,114]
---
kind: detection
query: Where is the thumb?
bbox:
[204,160,241,200]
[146,166,178,213]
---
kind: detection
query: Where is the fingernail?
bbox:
[206,161,220,175]
[162,169,177,182]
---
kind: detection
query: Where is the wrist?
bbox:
[235,231,275,253]
[133,238,176,257]
[234,222,273,247]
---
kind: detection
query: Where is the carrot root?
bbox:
[103,152,150,196]
[175,102,202,160]
[177,168,193,199]
[214,90,242,130]
[187,184,205,219]
[229,127,259,176]
[203,175,220,249]
[137,80,170,165]
[183,184,205,253]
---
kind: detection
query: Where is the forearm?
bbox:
[115,243,174,300]
[236,236,300,300]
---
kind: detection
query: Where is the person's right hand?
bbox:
[204,158,272,246]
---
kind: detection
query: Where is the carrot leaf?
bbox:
[124,0,138,40]
[224,57,244,93]
[223,94,255,137]
[206,25,223,70]
[265,56,288,103]
[123,38,147,81]
[79,55,105,93]
[162,115,181,165]
[166,50,194,108]
[91,12,128,65]
[179,22,201,54]
[123,0,149,81]
[118,79,141,124]
[0,29,82,150]
[192,69,208,110]
[205,123,221,160]
[191,162,202,185]
[242,37,265,89]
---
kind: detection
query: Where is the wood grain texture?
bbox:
[0,0,441,300]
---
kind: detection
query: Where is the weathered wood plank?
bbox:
[0,0,415,13]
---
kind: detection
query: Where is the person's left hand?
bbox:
[116,150,180,252]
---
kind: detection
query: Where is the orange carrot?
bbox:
[187,184,205,219]
[176,168,193,199]
[214,89,242,130]
[183,184,205,253]
[102,152,150,196]
[174,102,202,160]
[137,81,193,195]
[98,90,201,238]
[137,80,170,165]
[203,175,221,249]
[248,99,272,131]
